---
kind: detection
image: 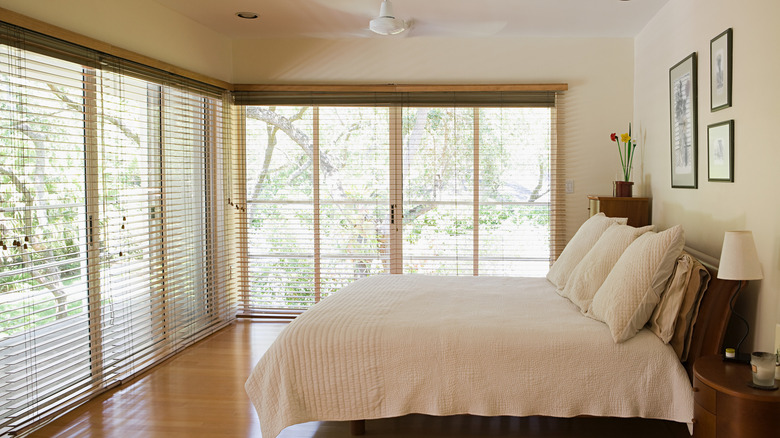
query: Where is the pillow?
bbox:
[546,213,628,290]
[588,225,685,343]
[647,253,693,343]
[561,224,655,312]
[669,258,711,360]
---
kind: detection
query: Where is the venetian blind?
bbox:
[0,23,236,436]
[236,87,565,316]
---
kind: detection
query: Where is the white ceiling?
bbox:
[152,0,670,39]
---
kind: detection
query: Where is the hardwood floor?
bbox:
[31,321,690,437]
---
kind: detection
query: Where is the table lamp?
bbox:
[717,230,763,363]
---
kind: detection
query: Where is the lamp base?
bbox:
[722,352,751,363]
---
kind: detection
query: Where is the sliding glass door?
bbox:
[0,24,233,435]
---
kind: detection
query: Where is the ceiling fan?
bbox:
[309,0,507,38]
[369,0,408,35]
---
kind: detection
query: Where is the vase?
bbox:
[614,181,633,197]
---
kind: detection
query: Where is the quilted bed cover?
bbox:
[245,275,694,438]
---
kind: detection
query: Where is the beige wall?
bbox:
[0,0,234,83]
[233,37,636,240]
[635,0,780,351]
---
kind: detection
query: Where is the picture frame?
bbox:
[710,28,732,111]
[669,53,698,189]
[707,120,734,182]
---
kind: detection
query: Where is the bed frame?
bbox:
[348,261,744,436]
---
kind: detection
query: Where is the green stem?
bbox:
[625,143,634,181]
[615,139,626,180]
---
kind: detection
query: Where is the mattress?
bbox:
[245,274,694,438]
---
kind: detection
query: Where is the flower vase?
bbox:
[614,181,633,197]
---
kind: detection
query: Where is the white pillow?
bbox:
[588,225,685,343]
[546,213,628,290]
[562,224,655,312]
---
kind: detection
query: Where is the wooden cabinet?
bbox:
[587,195,650,227]
[692,355,780,438]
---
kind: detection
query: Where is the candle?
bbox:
[750,352,776,387]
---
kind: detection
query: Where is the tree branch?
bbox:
[245,106,335,175]
[0,166,34,204]
[47,83,141,146]
[527,161,549,203]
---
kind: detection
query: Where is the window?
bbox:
[0,24,235,435]
[239,90,564,315]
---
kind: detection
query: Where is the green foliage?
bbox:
[0,294,84,336]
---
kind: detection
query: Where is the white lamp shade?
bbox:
[717,231,763,280]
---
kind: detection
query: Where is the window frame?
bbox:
[239,91,565,315]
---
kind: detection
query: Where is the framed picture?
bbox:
[707,120,734,182]
[710,28,732,111]
[669,52,698,189]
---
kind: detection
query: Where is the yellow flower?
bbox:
[621,133,631,143]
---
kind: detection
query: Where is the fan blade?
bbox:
[407,19,508,37]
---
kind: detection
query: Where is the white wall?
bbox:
[0,0,233,83]
[635,0,780,351]
[233,36,637,240]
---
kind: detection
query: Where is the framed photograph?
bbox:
[669,53,698,189]
[710,28,732,111]
[707,120,734,182]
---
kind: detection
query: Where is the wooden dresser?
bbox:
[587,195,651,227]
[692,355,780,437]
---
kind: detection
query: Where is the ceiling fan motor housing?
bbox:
[370,0,407,35]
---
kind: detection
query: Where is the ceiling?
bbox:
[152,0,670,39]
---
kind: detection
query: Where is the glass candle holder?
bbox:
[750,352,776,387]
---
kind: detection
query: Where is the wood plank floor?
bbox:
[31,321,690,437]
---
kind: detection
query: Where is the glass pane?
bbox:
[160,86,210,345]
[0,48,91,427]
[245,106,315,309]
[95,72,159,374]
[478,107,551,277]
[403,107,474,275]
[318,106,390,296]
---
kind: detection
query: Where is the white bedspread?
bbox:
[245,275,694,438]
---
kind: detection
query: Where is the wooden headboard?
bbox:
[681,256,744,379]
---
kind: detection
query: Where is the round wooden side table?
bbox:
[692,355,780,437]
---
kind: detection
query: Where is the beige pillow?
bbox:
[649,253,694,343]
[562,224,655,312]
[547,213,628,290]
[669,259,711,360]
[588,225,685,343]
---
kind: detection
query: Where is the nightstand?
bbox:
[586,195,650,227]
[692,355,780,437]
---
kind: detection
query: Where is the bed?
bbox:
[245,214,742,438]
